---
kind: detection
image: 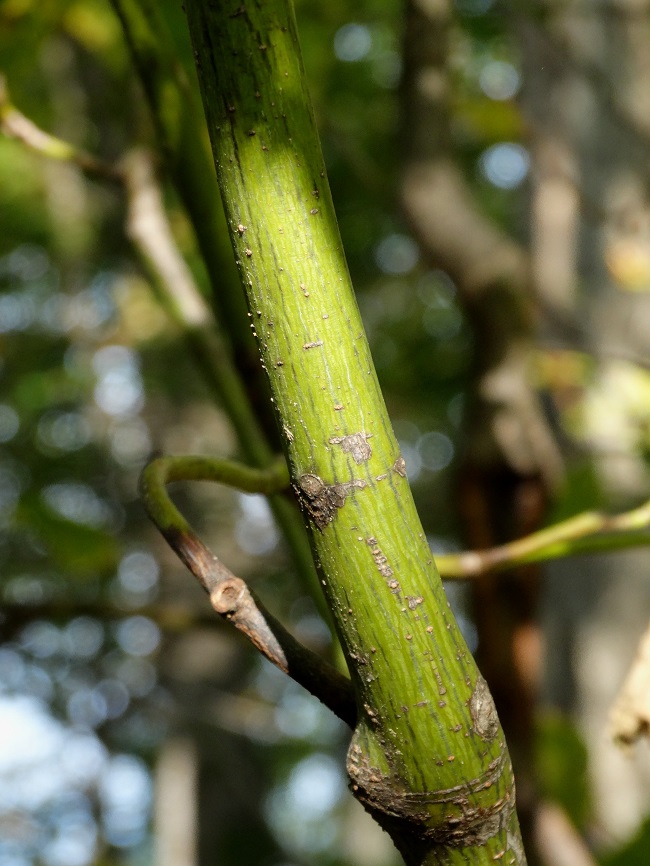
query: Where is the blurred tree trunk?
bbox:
[518,0,650,847]
[399,2,561,860]
[154,738,198,866]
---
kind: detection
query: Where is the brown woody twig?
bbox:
[140,455,356,728]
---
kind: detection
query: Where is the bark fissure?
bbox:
[347,736,515,847]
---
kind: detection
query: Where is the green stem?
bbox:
[184,1,526,862]
[144,453,289,506]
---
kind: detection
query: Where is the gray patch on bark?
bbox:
[393,455,407,477]
[329,432,372,464]
[295,473,366,530]
[507,825,527,864]
[470,674,499,741]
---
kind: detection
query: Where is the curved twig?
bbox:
[140,455,357,728]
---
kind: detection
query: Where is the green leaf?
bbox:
[16,494,119,578]
[536,710,591,830]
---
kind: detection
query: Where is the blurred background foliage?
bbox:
[1,0,650,865]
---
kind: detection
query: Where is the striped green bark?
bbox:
[183,1,526,862]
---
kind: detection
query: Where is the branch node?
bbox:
[210,577,246,614]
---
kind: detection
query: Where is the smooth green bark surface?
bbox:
[184,1,526,862]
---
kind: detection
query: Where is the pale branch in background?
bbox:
[122,148,211,328]
[534,803,599,866]
[436,497,650,578]
[609,618,650,746]
[0,75,122,183]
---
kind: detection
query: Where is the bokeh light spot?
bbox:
[479,60,520,100]
[92,346,144,417]
[455,0,495,16]
[374,233,419,275]
[41,483,113,529]
[62,618,104,660]
[480,143,529,189]
[334,23,372,62]
[236,494,280,556]
[37,411,91,453]
[0,405,20,443]
[115,617,161,658]
[417,431,455,472]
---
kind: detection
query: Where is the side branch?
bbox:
[140,455,356,728]
[436,498,650,578]
[0,76,123,183]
